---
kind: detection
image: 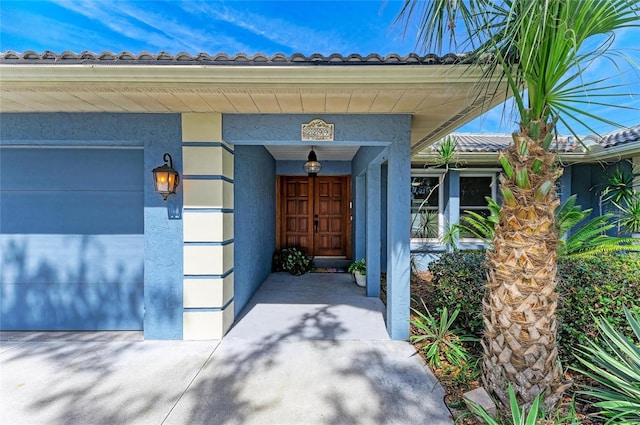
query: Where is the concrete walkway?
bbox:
[1,272,453,424]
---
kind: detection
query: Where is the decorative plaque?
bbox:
[301,119,334,142]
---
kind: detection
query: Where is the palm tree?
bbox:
[398,0,640,410]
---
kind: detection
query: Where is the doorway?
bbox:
[277,175,351,258]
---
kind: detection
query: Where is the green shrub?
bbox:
[557,253,640,362]
[272,247,312,276]
[426,250,487,337]
[424,251,640,366]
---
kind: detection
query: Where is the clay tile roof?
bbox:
[601,124,640,148]
[0,50,466,66]
[447,133,576,153]
[428,125,640,154]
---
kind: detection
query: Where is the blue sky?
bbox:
[1,0,638,135]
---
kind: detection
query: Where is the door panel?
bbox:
[282,177,313,254]
[278,176,350,257]
[314,176,347,256]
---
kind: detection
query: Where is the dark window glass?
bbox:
[411,176,440,238]
[460,176,492,207]
[460,176,493,238]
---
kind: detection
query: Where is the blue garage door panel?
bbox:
[0,148,144,331]
[1,192,143,234]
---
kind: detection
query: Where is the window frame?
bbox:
[410,170,445,243]
[458,171,498,244]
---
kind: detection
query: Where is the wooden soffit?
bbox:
[0,62,506,150]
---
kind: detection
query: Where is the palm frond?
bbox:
[574,307,640,423]
[397,0,640,135]
[559,213,640,257]
[456,196,501,244]
[556,194,591,238]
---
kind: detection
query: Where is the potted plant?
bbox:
[348,258,366,287]
[272,247,312,276]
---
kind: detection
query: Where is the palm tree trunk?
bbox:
[482,118,571,409]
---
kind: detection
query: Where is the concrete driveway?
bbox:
[1,273,453,424]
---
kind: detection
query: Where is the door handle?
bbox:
[314,215,319,233]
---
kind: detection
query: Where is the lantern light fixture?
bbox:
[152,153,180,201]
[303,147,322,177]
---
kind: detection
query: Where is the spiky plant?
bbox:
[398,0,640,410]
[574,307,640,424]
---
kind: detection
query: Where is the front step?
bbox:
[311,257,351,272]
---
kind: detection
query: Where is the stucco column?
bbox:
[366,164,381,297]
[386,139,411,340]
[143,116,183,340]
[559,167,572,205]
[181,113,235,340]
[443,170,460,250]
[634,156,640,192]
[354,175,366,260]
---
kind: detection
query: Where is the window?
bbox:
[459,173,497,239]
[411,174,442,239]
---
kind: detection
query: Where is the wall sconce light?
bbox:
[152,153,180,201]
[303,147,322,177]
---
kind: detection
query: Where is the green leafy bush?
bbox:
[426,250,487,337]
[557,254,640,361]
[424,251,640,366]
[272,247,312,276]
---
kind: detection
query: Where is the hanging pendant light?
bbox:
[303,147,322,177]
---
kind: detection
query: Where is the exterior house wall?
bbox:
[409,160,636,271]
[351,145,386,262]
[276,160,351,175]
[224,113,412,340]
[1,111,413,340]
[569,161,632,221]
[233,145,276,317]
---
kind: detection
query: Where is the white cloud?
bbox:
[178,0,353,54]
[51,0,185,51]
[0,7,126,53]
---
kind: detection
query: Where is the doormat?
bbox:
[311,267,349,273]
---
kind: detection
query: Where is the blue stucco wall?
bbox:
[233,145,276,317]
[0,113,183,337]
[570,162,632,218]
[223,114,409,144]
[350,147,389,268]
[142,116,183,339]
[276,160,351,175]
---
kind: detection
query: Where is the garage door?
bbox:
[0,148,144,330]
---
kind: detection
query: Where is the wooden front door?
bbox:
[278,176,351,257]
